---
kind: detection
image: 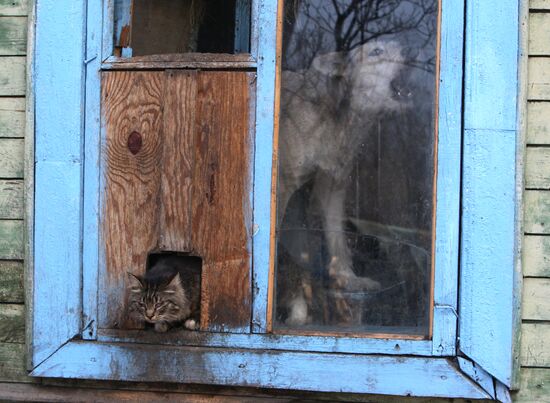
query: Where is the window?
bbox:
[30,0,523,399]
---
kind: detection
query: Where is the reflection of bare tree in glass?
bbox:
[275,0,438,331]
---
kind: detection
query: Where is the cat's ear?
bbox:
[164,274,182,294]
[127,272,144,293]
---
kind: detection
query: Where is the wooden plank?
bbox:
[0,220,23,259]
[524,190,550,233]
[0,56,25,96]
[529,13,550,55]
[192,72,253,332]
[523,235,550,277]
[0,342,32,382]
[0,180,23,219]
[0,0,27,16]
[531,0,550,10]
[0,138,23,177]
[529,57,550,100]
[525,147,550,188]
[158,70,196,252]
[31,341,491,399]
[0,260,23,303]
[520,323,550,366]
[0,16,26,55]
[514,368,550,403]
[523,278,550,320]
[527,102,550,144]
[0,97,25,138]
[99,71,164,330]
[0,304,24,343]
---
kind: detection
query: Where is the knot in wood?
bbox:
[127,131,143,155]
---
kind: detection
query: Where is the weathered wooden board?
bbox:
[514,368,550,403]
[0,303,24,343]
[0,0,27,16]
[520,323,550,367]
[100,71,165,330]
[100,71,253,332]
[528,102,550,144]
[0,138,23,177]
[0,56,25,95]
[523,278,550,320]
[525,147,550,188]
[529,13,550,55]
[0,342,33,382]
[524,190,550,233]
[531,0,550,10]
[0,17,27,55]
[0,260,23,303]
[191,72,252,332]
[0,220,23,259]
[0,97,25,138]
[529,57,550,100]
[523,235,550,277]
[0,180,23,219]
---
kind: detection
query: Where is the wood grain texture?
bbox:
[528,102,550,144]
[523,235,550,276]
[0,342,33,382]
[529,13,550,55]
[0,16,26,55]
[100,71,165,329]
[525,147,550,188]
[513,368,550,403]
[0,56,25,95]
[524,190,550,233]
[158,70,196,252]
[0,180,22,219]
[521,323,550,366]
[523,278,550,320]
[0,220,23,259]
[531,0,550,10]
[0,138,23,177]
[0,303,24,342]
[0,260,23,303]
[0,97,25,138]
[100,71,254,332]
[529,57,550,100]
[191,72,252,332]
[0,0,27,16]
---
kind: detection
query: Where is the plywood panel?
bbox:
[528,102,550,144]
[529,13,550,55]
[0,220,23,259]
[191,72,253,332]
[524,190,550,233]
[525,147,550,188]
[0,97,25,138]
[0,138,23,177]
[158,70,196,252]
[521,323,550,367]
[0,304,24,343]
[0,260,23,303]
[523,235,550,277]
[0,17,26,55]
[0,180,23,219]
[514,368,550,403]
[100,71,165,329]
[523,278,550,320]
[529,57,550,100]
[0,56,25,95]
[0,0,27,16]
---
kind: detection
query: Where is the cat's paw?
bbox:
[154,322,169,333]
[184,318,199,330]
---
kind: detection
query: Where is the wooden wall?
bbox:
[0,0,546,401]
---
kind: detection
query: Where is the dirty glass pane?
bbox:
[114,0,250,56]
[274,0,439,336]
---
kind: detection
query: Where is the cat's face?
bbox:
[126,273,188,325]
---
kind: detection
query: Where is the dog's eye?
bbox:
[369,48,383,56]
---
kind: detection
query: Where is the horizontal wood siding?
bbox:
[0,0,27,16]
[516,3,550,402]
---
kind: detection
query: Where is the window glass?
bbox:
[274,0,439,336]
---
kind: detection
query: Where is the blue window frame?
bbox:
[29,0,524,399]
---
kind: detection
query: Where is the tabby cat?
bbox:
[127,255,201,332]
